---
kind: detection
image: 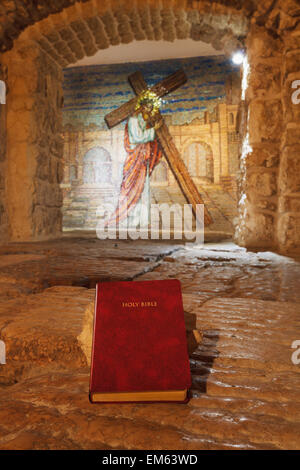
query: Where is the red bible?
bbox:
[89,279,191,403]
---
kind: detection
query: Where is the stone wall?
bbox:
[1,1,246,64]
[1,39,64,241]
[277,28,300,252]
[235,18,300,253]
[235,25,283,250]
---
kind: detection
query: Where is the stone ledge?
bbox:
[0,286,94,369]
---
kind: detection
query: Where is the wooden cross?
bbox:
[105,69,212,225]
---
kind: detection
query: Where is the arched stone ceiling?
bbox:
[0,0,299,66]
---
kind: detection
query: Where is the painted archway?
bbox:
[182,141,214,181]
[82,146,112,185]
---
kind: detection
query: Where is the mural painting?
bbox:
[61,56,241,236]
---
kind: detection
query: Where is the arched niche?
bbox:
[151,160,168,185]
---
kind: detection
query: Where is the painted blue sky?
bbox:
[63,55,235,129]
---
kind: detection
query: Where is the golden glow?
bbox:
[135,90,162,116]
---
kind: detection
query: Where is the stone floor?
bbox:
[0,236,299,450]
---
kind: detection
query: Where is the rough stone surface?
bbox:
[0,0,299,250]
[0,1,250,58]
[0,237,299,450]
[277,28,300,252]
[1,40,64,241]
[235,24,283,250]
[0,1,298,58]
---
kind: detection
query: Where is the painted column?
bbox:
[211,121,221,184]
[218,103,229,177]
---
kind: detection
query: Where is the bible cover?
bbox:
[89,279,191,403]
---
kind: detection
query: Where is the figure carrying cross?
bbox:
[104,69,213,228]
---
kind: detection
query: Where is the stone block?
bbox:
[279,146,300,193]
[246,211,275,246]
[248,100,282,144]
[285,51,300,76]
[248,171,277,197]
[284,31,300,52]
[248,32,282,59]
[6,109,31,143]
[35,154,51,181]
[7,142,30,177]
[249,62,281,98]
[0,286,94,368]
[33,205,62,237]
[0,169,4,190]
[10,96,35,112]
[245,145,280,169]
[282,126,300,147]
[279,194,300,213]
[277,213,300,251]
[255,198,277,212]
[34,181,62,208]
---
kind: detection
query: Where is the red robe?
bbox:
[106,122,162,227]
